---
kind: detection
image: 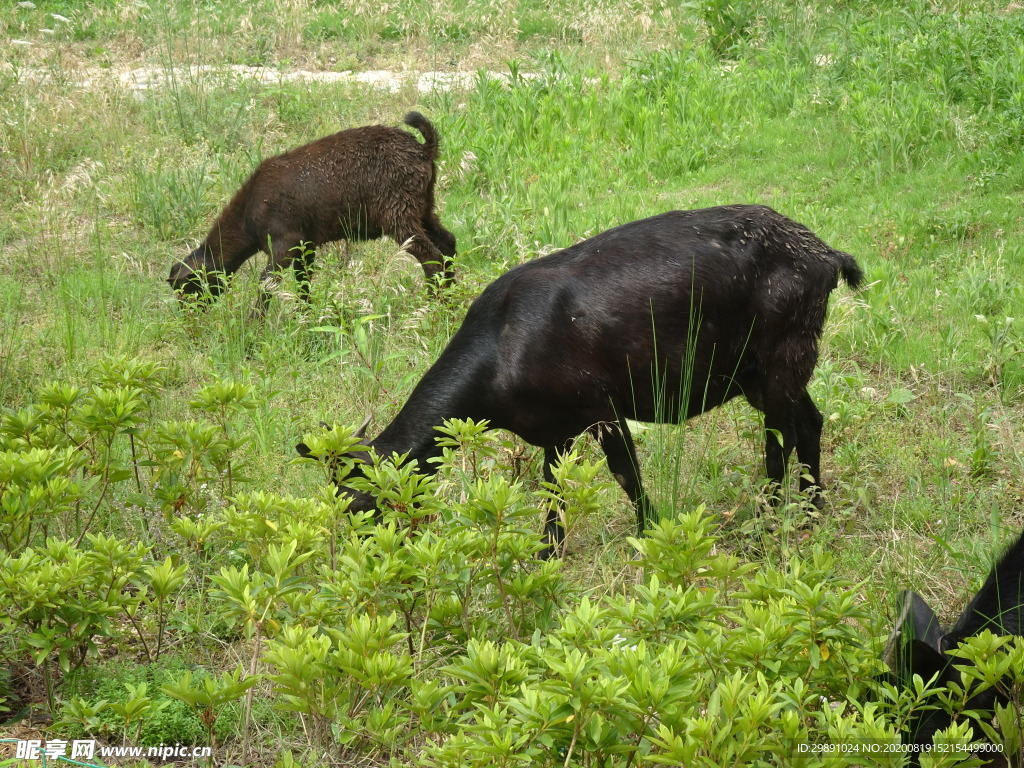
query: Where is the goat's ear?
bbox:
[355,414,372,439]
[904,591,944,650]
[884,593,937,663]
[884,591,945,678]
[296,442,313,459]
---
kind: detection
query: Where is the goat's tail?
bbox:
[404,111,439,161]
[830,250,864,290]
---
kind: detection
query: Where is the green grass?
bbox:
[2,0,1024,763]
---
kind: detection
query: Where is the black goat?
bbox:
[168,112,456,316]
[884,528,1024,766]
[298,205,862,557]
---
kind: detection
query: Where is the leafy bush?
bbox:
[1,357,1020,763]
[57,662,207,747]
[698,0,757,56]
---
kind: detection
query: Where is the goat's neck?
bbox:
[369,412,448,472]
[205,181,259,274]
[368,342,489,472]
[204,214,254,275]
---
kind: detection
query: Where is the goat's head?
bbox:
[168,243,226,301]
[295,417,376,513]
[882,593,958,751]
[883,583,1018,767]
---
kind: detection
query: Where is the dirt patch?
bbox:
[9,62,539,95]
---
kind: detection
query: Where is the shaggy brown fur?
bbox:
[168,112,456,314]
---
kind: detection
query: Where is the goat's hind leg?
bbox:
[398,225,452,293]
[792,389,825,507]
[762,400,798,504]
[423,213,457,280]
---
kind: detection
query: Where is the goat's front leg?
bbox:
[291,241,317,303]
[251,263,277,322]
[598,419,654,537]
[538,442,575,560]
[251,237,299,322]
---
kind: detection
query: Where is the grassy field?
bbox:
[2,0,1024,765]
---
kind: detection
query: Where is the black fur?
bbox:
[885,529,1024,766]
[300,205,861,557]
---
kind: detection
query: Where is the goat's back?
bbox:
[239,123,437,242]
[460,205,858,439]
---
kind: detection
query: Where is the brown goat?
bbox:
[168,112,456,315]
